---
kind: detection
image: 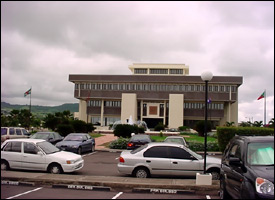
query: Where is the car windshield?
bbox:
[247,142,274,166]
[131,135,150,142]
[37,141,60,154]
[31,133,49,139]
[64,135,83,141]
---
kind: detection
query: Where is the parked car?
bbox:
[118,142,221,179]
[220,136,274,199]
[127,134,152,150]
[1,138,84,174]
[30,132,64,145]
[55,133,95,154]
[1,127,30,142]
[164,136,188,147]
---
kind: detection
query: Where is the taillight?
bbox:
[127,143,134,147]
[119,157,125,163]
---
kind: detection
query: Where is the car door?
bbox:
[1,141,23,169]
[223,142,244,199]
[143,146,171,176]
[169,146,201,176]
[22,142,46,170]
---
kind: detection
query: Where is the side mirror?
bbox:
[229,157,242,166]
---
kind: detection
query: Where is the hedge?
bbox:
[217,127,274,152]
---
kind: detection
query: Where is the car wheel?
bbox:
[134,167,150,178]
[91,144,95,152]
[210,171,220,180]
[220,178,230,199]
[1,160,10,171]
[48,163,63,174]
[77,147,82,155]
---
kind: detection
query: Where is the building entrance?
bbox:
[143,118,163,129]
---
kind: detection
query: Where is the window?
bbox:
[169,69,183,74]
[9,128,15,135]
[16,129,22,135]
[3,141,22,152]
[150,69,168,74]
[24,142,39,154]
[134,68,148,74]
[229,144,241,160]
[169,147,193,159]
[144,146,169,158]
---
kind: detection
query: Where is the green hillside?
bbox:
[1,102,79,119]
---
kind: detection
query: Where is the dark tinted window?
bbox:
[22,129,29,135]
[144,146,169,158]
[169,147,193,159]
[3,141,22,152]
[130,135,151,142]
[1,128,7,136]
[9,128,15,135]
[229,144,241,160]
[16,129,22,135]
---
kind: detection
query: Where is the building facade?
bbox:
[69,63,243,129]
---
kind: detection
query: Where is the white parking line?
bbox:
[82,151,97,157]
[206,195,211,199]
[112,192,123,199]
[6,187,43,199]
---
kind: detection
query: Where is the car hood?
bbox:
[52,150,82,160]
[56,141,82,146]
[249,165,274,183]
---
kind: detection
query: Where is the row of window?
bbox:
[134,68,184,75]
[87,100,223,110]
[76,83,237,93]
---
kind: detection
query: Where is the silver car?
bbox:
[164,136,189,147]
[118,142,221,180]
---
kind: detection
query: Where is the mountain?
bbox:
[1,102,79,118]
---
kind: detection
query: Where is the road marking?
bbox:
[6,187,42,199]
[112,192,123,199]
[206,195,211,199]
[82,151,97,157]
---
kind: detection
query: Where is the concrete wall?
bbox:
[79,100,87,122]
[121,93,137,124]
[168,94,184,128]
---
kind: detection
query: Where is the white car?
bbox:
[1,138,84,174]
[118,142,221,180]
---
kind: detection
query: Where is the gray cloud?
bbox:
[1,1,274,122]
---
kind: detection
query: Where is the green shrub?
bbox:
[109,137,130,149]
[113,124,139,138]
[178,126,189,131]
[194,121,211,137]
[154,123,165,131]
[188,141,219,152]
[56,124,74,137]
[217,127,274,152]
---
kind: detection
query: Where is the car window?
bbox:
[1,128,7,136]
[144,146,169,158]
[229,144,241,160]
[16,129,22,135]
[22,129,29,135]
[32,133,49,140]
[3,141,22,152]
[131,144,148,154]
[9,128,15,135]
[247,142,274,165]
[64,135,83,141]
[24,142,39,154]
[169,146,193,159]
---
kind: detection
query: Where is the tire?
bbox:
[1,160,10,171]
[48,163,63,174]
[91,144,95,152]
[210,170,220,180]
[77,147,82,155]
[220,178,230,199]
[133,167,150,178]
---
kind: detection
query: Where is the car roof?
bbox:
[147,142,184,148]
[67,133,88,136]
[233,135,274,143]
[3,138,46,143]
[35,132,57,134]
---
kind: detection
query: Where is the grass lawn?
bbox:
[150,134,217,143]
[90,133,103,138]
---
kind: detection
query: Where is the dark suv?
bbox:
[220,136,274,199]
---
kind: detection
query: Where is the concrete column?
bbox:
[100,100,104,126]
[168,94,184,129]
[78,100,87,122]
[121,93,137,123]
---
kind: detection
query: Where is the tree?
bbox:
[194,120,211,137]
[253,121,263,127]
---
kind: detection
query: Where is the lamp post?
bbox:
[201,71,213,174]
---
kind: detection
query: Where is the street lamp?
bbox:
[201,71,213,174]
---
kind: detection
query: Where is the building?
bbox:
[69,63,243,129]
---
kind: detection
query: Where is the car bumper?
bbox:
[117,163,134,175]
[62,160,84,172]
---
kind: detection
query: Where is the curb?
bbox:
[132,187,195,194]
[52,184,111,191]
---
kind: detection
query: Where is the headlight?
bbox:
[66,160,75,164]
[256,177,274,195]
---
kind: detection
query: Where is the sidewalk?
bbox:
[94,134,118,150]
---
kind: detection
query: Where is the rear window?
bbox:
[131,144,148,154]
[1,128,7,136]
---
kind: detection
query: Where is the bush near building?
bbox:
[217,127,274,152]
[113,124,144,138]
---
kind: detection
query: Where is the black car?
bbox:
[220,136,274,199]
[127,134,152,150]
[30,132,64,145]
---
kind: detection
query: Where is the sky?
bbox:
[1,1,274,123]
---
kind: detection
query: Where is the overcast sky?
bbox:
[1,1,274,123]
